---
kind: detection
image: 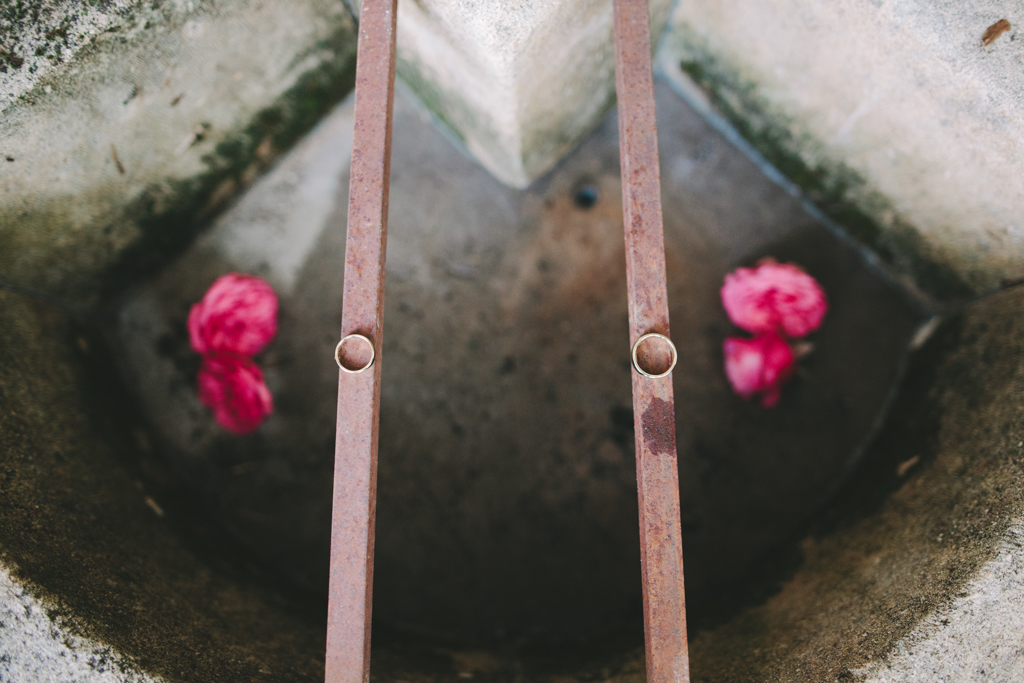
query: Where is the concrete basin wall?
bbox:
[2,1,1024,681]
[383,0,673,187]
[658,0,1024,299]
[0,0,357,301]
[4,84,1024,683]
[0,1,357,676]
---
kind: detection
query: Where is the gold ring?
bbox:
[335,334,375,374]
[631,332,677,379]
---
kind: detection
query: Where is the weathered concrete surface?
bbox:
[357,0,672,187]
[0,567,158,683]
[658,0,1024,299]
[1,0,137,110]
[857,525,1024,682]
[0,0,356,301]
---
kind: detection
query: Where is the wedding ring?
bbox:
[335,334,375,374]
[631,332,677,379]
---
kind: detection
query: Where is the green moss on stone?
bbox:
[2,1,357,305]
[397,57,469,148]
[678,55,973,301]
[95,32,356,299]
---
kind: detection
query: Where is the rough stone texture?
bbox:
[0,0,356,301]
[358,0,673,187]
[1,0,137,110]
[857,525,1024,682]
[658,0,1024,299]
[0,568,158,683]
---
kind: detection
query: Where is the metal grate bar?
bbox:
[613,0,692,681]
[325,0,398,680]
[323,1,688,679]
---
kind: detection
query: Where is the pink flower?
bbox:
[721,261,827,338]
[197,353,274,434]
[188,273,278,356]
[189,273,278,433]
[723,333,796,408]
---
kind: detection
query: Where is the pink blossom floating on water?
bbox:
[188,273,278,356]
[723,333,796,408]
[721,260,827,338]
[189,273,278,433]
[721,260,827,407]
[197,353,274,434]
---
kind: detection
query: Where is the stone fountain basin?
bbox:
[2,79,1022,683]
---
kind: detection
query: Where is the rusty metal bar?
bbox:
[325,0,398,681]
[614,1,691,682]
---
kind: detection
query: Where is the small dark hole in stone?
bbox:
[573,184,599,209]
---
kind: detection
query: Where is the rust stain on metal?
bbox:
[982,19,1011,46]
[325,0,398,682]
[642,398,677,456]
[615,0,691,681]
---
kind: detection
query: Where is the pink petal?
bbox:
[723,333,796,407]
[197,353,274,434]
[188,273,278,356]
[723,337,766,398]
[760,332,797,387]
[721,262,827,337]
